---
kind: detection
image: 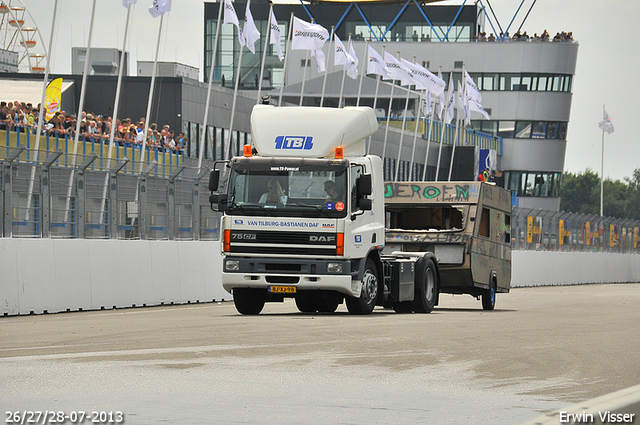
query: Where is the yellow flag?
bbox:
[44,78,63,121]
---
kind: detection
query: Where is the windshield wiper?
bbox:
[228,200,277,216]
[288,202,334,217]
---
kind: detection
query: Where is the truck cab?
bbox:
[210,105,386,315]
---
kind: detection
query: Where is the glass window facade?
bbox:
[471,120,568,140]
[505,171,561,197]
[469,72,573,93]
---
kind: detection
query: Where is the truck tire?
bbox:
[482,280,496,311]
[233,288,265,315]
[412,257,438,313]
[346,258,378,315]
[295,294,317,313]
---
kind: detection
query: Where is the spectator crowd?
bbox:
[476,29,574,42]
[0,100,186,153]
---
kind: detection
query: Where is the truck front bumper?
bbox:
[221,256,363,298]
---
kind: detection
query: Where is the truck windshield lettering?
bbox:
[227,161,348,219]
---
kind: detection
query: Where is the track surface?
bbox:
[2,284,639,424]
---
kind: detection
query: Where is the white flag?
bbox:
[421,91,432,117]
[383,52,415,86]
[291,17,329,52]
[437,70,445,120]
[123,0,137,7]
[446,73,455,124]
[468,96,490,120]
[598,110,615,134]
[459,81,470,126]
[149,0,171,17]
[270,10,284,61]
[223,0,244,46]
[243,0,260,54]
[401,58,445,95]
[346,40,359,80]
[334,35,354,68]
[464,70,482,102]
[311,49,326,73]
[367,46,389,78]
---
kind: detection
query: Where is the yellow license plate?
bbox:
[269,286,297,294]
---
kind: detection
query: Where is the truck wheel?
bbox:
[413,257,438,313]
[295,294,318,313]
[346,258,378,315]
[233,288,265,315]
[482,280,496,311]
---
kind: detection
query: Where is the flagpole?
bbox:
[338,34,352,109]
[139,14,164,174]
[356,40,368,107]
[299,49,310,106]
[226,43,245,159]
[438,71,453,181]
[367,45,384,155]
[64,0,98,222]
[257,3,273,104]
[319,26,334,107]
[394,61,413,182]
[408,89,425,181]
[25,0,59,222]
[600,104,605,217]
[447,113,459,182]
[422,93,436,181]
[198,0,224,170]
[381,52,400,165]
[100,2,134,225]
[278,12,294,106]
[449,73,466,182]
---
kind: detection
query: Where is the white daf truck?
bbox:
[209,105,510,315]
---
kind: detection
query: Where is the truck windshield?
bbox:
[226,157,349,218]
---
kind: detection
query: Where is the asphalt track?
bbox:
[1,283,639,424]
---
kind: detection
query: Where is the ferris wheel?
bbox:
[0,0,46,73]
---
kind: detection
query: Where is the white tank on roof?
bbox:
[250,105,379,158]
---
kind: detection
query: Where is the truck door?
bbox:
[346,163,374,260]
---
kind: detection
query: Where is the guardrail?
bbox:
[512,208,640,254]
[2,129,637,252]
[1,146,219,241]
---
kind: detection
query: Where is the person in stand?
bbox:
[259,180,287,205]
[324,180,344,203]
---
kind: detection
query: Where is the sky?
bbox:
[15,0,640,181]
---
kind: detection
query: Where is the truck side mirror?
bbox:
[358,174,372,196]
[209,193,228,212]
[209,169,220,192]
[358,198,372,211]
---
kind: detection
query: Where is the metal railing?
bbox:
[1,145,219,241]
[3,130,637,253]
[512,208,640,254]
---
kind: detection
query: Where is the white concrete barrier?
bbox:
[1,239,226,316]
[512,251,640,287]
[2,241,639,316]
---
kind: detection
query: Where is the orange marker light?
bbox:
[223,229,231,252]
[335,146,344,159]
[243,144,253,157]
[336,232,344,256]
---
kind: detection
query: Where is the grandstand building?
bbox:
[204,0,578,211]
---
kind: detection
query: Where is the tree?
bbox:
[559,168,640,221]
[559,169,600,215]
[624,168,640,220]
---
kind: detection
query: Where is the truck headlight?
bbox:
[225,260,240,271]
[327,262,343,274]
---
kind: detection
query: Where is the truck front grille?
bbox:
[229,230,338,256]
